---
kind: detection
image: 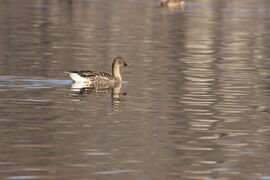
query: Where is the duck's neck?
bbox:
[112,64,122,82]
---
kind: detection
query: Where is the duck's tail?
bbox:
[65,71,92,84]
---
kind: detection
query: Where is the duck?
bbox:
[67,56,128,86]
[160,0,185,8]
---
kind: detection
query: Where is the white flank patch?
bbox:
[69,73,89,83]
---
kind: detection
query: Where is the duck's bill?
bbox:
[124,62,129,66]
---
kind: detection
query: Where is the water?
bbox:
[0,0,270,179]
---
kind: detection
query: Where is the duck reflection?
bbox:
[69,82,126,109]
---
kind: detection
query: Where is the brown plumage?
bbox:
[67,57,128,85]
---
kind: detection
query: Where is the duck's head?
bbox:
[112,56,128,82]
[113,56,128,67]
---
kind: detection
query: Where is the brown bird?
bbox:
[67,57,128,86]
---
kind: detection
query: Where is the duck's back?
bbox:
[68,70,114,84]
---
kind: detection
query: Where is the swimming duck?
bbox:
[67,57,128,85]
[160,0,185,8]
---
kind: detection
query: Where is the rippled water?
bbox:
[0,0,270,179]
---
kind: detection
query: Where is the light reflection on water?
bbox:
[0,0,270,180]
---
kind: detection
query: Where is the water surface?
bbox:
[0,0,270,179]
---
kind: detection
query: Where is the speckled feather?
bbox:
[69,70,113,81]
